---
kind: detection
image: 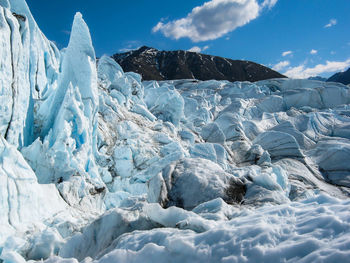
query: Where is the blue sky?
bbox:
[26,0,350,78]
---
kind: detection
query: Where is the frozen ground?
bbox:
[0,0,350,262]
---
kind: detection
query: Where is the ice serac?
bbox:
[0,3,31,149]
[38,12,98,139]
[22,12,104,211]
[144,81,184,126]
[0,0,60,148]
[8,0,60,99]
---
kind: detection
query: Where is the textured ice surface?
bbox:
[0,136,67,258]
[91,195,350,263]
[1,0,350,262]
[0,0,60,148]
[166,158,245,209]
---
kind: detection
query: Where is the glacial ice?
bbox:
[166,158,246,209]
[1,0,350,262]
[91,195,350,263]
[0,136,67,256]
[0,0,60,148]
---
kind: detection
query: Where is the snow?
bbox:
[39,195,350,263]
[1,0,350,262]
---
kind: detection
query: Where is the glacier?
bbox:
[1,0,350,262]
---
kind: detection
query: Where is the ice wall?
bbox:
[0,0,60,149]
[0,136,67,246]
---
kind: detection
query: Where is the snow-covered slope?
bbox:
[1,1,350,262]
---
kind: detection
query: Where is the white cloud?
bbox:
[152,0,276,42]
[188,45,210,53]
[152,22,164,33]
[188,46,202,53]
[310,49,317,55]
[118,41,142,53]
[118,47,140,53]
[261,0,278,9]
[62,30,71,35]
[273,60,290,71]
[284,59,350,79]
[324,19,337,28]
[282,51,292,57]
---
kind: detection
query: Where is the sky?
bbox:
[26,0,350,79]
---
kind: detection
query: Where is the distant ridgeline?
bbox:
[113,46,286,82]
[327,68,350,85]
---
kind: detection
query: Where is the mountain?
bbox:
[2,1,350,262]
[112,46,286,82]
[308,76,327,81]
[327,68,350,85]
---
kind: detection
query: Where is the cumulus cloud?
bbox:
[188,45,210,53]
[283,59,350,79]
[273,60,290,71]
[152,0,273,42]
[282,51,292,57]
[310,49,318,55]
[324,19,337,28]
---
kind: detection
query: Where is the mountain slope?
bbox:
[327,68,350,85]
[113,46,286,82]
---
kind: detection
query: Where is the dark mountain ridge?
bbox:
[112,46,286,82]
[327,68,350,85]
